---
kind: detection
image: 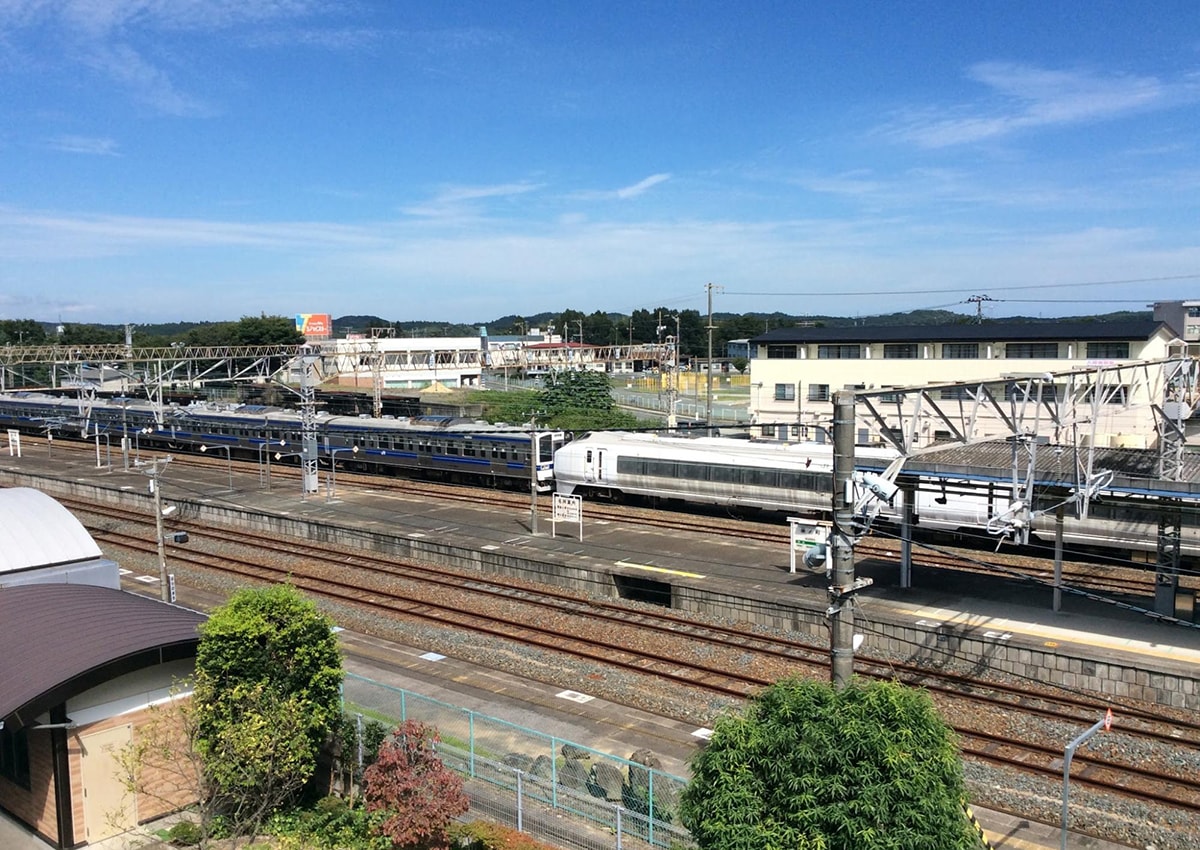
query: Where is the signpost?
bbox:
[552,493,583,541]
[788,517,830,573]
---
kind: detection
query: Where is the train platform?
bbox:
[2,447,1194,849]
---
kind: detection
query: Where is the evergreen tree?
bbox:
[192,584,344,835]
[680,677,976,850]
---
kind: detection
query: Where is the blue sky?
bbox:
[2,1,1198,325]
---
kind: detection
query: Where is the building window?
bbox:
[1188,306,1200,318]
[774,383,796,401]
[817,344,861,359]
[766,345,798,359]
[941,343,979,359]
[807,384,830,402]
[882,343,918,359]
[1086,342,1130,359]
[0,726,30,790]
[940,386,973,400]
[1006,382,1060,402]
[1005,342,1059,359]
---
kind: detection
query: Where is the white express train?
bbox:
[552,430,1199,559]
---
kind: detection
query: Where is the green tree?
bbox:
[538,369,642,431]
[680,677,976,850]
[183,314,304,347]
[0,319,47,346]
[364,720,468,850]
[193,584,344,836]
[57,322,123,344]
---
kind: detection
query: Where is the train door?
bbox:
[584,447,607,483]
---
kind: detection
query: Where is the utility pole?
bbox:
[705,282,720,429]
[667,315,680,429]
[966,294,994,323]
[830,391,858,688]
[142,456,174,602]
[576,319,584,345]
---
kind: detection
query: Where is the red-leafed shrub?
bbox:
[363,721,469,849]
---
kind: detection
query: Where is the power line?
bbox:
[726,272,1200,299]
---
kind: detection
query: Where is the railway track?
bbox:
[67,496,1200,823]
[35,435,1184,601]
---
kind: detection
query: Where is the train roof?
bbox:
[0,392,552,437]
[565,430,899,463]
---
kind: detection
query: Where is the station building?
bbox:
[0,488,204,848]
[747,319,1186,449]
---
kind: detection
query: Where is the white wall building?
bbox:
[748,319,1186,449]
[322,336,485,389]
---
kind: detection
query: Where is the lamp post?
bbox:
[199,444,233,492]
[326,444,359,503]
[529,416,539,535]
[257,438,287,490]
[92,427,111,470]
[134,426,154,464]
[273,451,307,500]
[120,398,130,470]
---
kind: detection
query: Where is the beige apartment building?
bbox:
[747,319,1187,449]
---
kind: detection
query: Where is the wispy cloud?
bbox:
[569,173,672,201]
[884,63,1199,148]
[46,134,119,155]
[0,206,383,258]
[0,0,332,115]
[615,173,670,198]
[401,182,542,218]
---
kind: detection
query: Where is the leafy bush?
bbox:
[266,796,387,850]
[167,819,203,847]
[448,820,560,850]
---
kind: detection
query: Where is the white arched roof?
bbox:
[0,488,103,573]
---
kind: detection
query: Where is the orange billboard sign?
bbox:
[295,313,332,336]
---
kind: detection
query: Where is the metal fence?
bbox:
[343,672,694,850]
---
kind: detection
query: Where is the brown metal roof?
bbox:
[0,584,205,730]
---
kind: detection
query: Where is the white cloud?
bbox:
[615,173,671,198]
[401,182,542,219]
[47,134,119,155]
[884,63,1198,148]
[0,0,331,115]
[568,173,672,201]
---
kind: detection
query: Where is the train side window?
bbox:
[710,464,738,483]
[586,450,593,463]
[446,445,459,456]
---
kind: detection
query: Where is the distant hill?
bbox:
[15,307,1160,342]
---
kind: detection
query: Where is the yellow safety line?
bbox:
[616,561,706,579]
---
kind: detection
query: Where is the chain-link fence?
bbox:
[343,673,694,850]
